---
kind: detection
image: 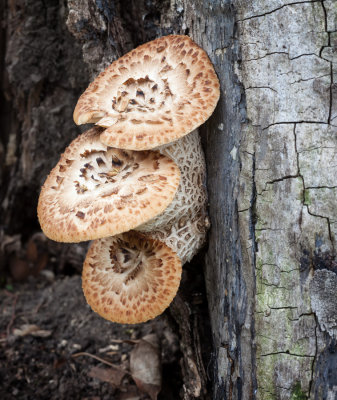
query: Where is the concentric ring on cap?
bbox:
[37,127,180,242]
[82,231,182,324]
[73,35,220,150]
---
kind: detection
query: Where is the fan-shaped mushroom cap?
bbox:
[37,128,180,242]
[73,35,220,150]
[138,130,209,263]
[82,231,182,324]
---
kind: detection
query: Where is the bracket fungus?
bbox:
[73,35,220,150]
[82,231,182,324]
[37,127,180,242]
[38,34,219,325]
[80,129,208,323]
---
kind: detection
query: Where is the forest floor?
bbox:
[0,240,211,400]
[0,273,185,400]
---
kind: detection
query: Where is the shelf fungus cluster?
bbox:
[38,35,219,324]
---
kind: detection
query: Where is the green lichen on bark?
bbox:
[303,190,311,206]
[290,382,307,400]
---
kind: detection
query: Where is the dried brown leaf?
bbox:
[88,365,126,388]
[130,334,161,400]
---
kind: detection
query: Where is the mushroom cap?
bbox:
[73,35,220,150]
[82,231,182,324]
[37,128,180,242]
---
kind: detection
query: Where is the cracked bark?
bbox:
[238,1,337,399]
[1,0,336,399]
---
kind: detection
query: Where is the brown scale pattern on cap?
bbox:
[37,128,180,242]
[82,231,182,324]
[73,35,220,150]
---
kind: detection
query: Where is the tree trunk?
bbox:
[236,2,337,399]
[1,1,336,399]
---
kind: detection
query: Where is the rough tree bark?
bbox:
[236,1,337,398]
[1,1,336,399]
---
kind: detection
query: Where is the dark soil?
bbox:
[0,274,183,400]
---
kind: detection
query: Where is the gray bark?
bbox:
[1,0,336,399]
[236,1,337,399]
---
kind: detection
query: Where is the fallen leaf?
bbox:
[88,365,126,388]
[130,334,161,400]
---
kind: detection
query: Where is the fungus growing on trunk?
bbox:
[73,35,220,150]
[37,127,180,242]
[82,231,182,324]
[81,130,208,323]
[139,129,209,264]
[37,35,218,325]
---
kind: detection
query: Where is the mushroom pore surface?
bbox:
[137,130,208,263]
[73,35,220,150]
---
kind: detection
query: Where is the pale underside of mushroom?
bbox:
[73,35,220,150]
[148,217,209,266]
[37,127,180,243]
[79,129,208,325]
[82,231,182,324]
[138,129,208,264]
